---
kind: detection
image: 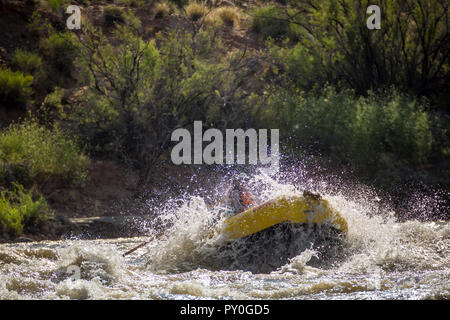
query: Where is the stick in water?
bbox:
[123,241,149,257]
[123,230,165,257]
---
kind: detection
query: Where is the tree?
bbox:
[271,0,449,104]
[70,15,256,185]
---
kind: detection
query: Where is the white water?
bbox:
[0,171,449,299]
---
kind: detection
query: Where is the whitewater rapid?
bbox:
[0,172,448,299]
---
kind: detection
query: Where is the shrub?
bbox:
[169,0,188,7]
[154,2,171,19]
[118,0,142,7]
[73,21,248,184]
[274,0,449,101]
[208,6,242,27]
[250,87,433,172]
[0,120,89,187]
[185,2,208,22]
[0,162,32,189]
[40,32,79,78]
[12,49,43,76]
[40,87,65,122]
[269,41,327,90]
[250,5,290,39]
[0,184,51,236]
[47,0,63,11]
[104,6,126,25]
[0,68,33,107]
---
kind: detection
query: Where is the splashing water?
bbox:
[0,168,448,299]
[143,169,449,274]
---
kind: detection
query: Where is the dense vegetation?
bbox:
[0,183,51,236]
[0,0,448,235]
[0,119,88,235]
[0,120,88,187]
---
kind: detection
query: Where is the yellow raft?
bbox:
[219,191,348,241]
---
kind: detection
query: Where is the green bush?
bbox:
[104,6,126,25]
[250,5,290,39]
[169,0,188,7]
[273,0,449,101]
[40,87,65,122]
[250,87,433,172]
[0,162,32,189]
[0,68,33,106]
[72,20,250,184]
[40,32,79,78]
[47,0,63,11]
[269,41,326,90]
[0,120,89,187]
[0,184,51,236]
[12,49,43,76]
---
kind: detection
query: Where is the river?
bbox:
[0,174,448,299]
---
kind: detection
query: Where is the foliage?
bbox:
[2,0,446,194]
[104,6,127,25]
[69,18,254,184]
[0,183,51,236]
[250,87,433,174]
[250,5,291,39]
[185,2,208,22]
[0,68,33,107]
[271,0,449,99]
[47,0,63,11]
[0,120,89,187]
[206,6,243,28]
[40,31,79,80]
[12,49,43,76]
[169,0,188,7]
[154,2,172,19]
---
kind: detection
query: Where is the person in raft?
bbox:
[218,174,255,217]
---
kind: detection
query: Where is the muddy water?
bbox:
[0,174,449,300]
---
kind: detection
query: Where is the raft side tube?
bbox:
[220,195,348,240]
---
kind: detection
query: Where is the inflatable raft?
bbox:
[219,191,348,241]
